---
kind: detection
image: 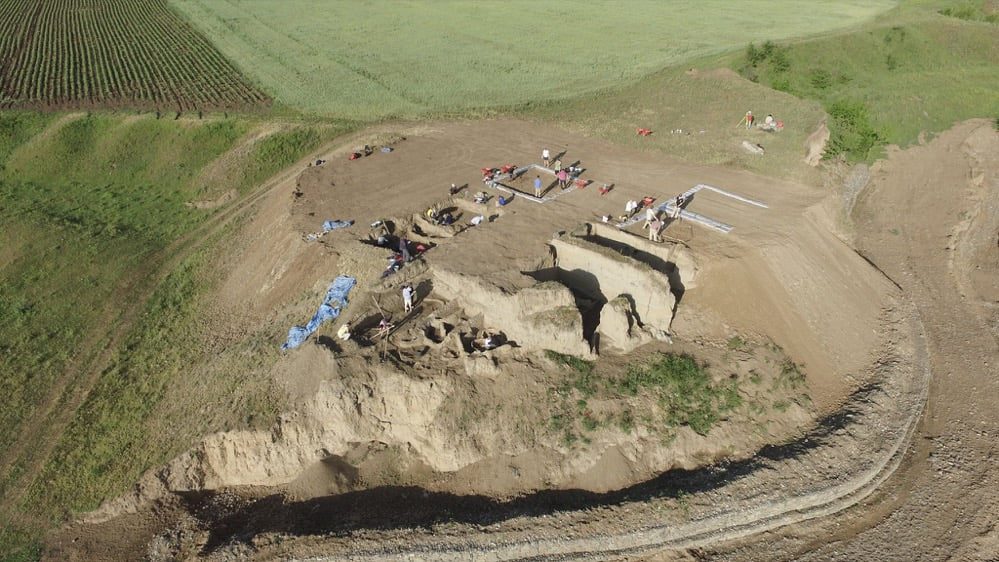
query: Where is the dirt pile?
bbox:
[431,267,593,357]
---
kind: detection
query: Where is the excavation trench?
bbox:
[524,224,693,350]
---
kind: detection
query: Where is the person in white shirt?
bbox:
[542,148,551,167]
[336,322,351,341]
[402,284,415,313]
[625,199,639,216]
[643,206,657,230]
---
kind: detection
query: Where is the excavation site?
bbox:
[51,117,970,561]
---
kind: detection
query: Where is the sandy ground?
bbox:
[42,116,947,561]
[707,119,999,561]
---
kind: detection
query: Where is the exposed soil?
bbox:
[41,117,986,561]
[707,119,999,561]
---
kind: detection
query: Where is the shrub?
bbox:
[726,335,749,351]
[746,42,765,66]
[809,68,832,90]
[769,49,790,73]
[772,76,792,93]
[823,99,883,161]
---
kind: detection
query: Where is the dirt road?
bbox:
[712,120,999,561]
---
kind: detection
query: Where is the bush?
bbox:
[809,68,832,90]
[741,40,789,75]
[769,49,790,73]
[823,99,883,161]
[772,76,792,93]
[746,42,765,66]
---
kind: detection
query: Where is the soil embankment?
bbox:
[46,119,916,560]
[713,120,998,561]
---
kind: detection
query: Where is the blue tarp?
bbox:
[281,275,357,350]
[322,219,353,232]
[305,219,354,241]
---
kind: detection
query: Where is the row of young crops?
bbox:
[0,0,270,111]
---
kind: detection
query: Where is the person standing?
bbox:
[671,195,684,220]
[402,284,415,313]
[534,175,543,198]
[643,206,656,230]
[557,169,568,189]
[649,218,663,242]
[553,159,562,174]
[625,199,639,217]
[542,148,551,167]
[744,110,754,130]
[399,237,411,262]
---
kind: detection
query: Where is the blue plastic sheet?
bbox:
[306,219,354,241]
[281,275,357,350]
[322,219,353,232]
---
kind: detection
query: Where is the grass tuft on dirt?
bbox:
[547,350,750,442]
[615,353,742,436]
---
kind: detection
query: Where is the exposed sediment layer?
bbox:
[295,299,929,561]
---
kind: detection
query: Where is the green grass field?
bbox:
[0,113,349,558]
[169,0,895,119]
[0,0,269,111]
[731,8,999,160]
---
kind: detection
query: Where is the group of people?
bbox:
[540,148,585,194]
[426,206,456,226]
[335,283,416,343]
[741,110,782,132]
[367,221,428,279]
[606,194,686,242]
[643,194,686,242]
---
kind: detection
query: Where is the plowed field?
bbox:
[0,0,269,111]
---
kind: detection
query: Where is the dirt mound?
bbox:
[804,121,829,166]
[53,118,906,559]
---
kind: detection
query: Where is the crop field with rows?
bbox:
[0,0,270,111]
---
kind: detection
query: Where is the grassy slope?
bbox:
[520,1,997,170]
[522,64,828,184]
[734,5,998,160]
[0,113,349,558]
[169,0,894,119]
